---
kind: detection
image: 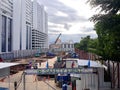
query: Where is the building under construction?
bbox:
[49,33,75,54]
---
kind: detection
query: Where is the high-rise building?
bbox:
[32,0,48,49]
[0,0,48,53]
[13,0,33,50]
[0,0,13,52]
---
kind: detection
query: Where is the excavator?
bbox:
[35,33,62,57]
[54,33,61,44]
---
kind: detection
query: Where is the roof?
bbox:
[0,63,19,69]
[63,58,79,61]
[78,59,103,68]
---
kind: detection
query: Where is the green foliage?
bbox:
[94,14,120,61]
[79,36,90,52]
[74,36,98,53]
[87,0,120,62]
[74,43,80,49]
[87,0,120,14]
[88,38,98,53]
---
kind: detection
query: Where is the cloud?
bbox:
[48,22,67,34]
[38,0,97,43]
[38,0,88,24]
[48,34,98,44]
[48,22,64,29]
[55,11,68,17]
[83,27,95,32]
[49,29,60,34]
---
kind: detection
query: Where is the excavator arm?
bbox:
[54,33,61,44]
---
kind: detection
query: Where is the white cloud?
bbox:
[58,0,94,18]
[38,0,97,42]
[63,22,95,34]
[48,22,64,28]
[48,22,66,34]
[55,11,68,17]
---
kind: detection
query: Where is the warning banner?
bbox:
[25,68,97,75]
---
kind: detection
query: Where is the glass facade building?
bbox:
[0,0,48,53]
[0,0,13,52]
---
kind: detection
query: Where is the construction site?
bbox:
[0,34,120,90]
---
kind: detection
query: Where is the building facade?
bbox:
[0,0,48,53]
[32,0,48,49]
[0,0,13,52]
[49,42,75,53]
[13,0,33,50]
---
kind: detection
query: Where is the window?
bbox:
[64,44,66,48]
[26,26,28,49]
[29,27,31,49]
[8,18,12,52]
[26,25,32,50]
[1,15,7,52]
[68,44,70,48]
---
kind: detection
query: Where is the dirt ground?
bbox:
[0,57,61,90]
[0,71,61,90]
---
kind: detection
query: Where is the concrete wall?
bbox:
[72,68,111,90]
[0,48,48,60]
[73,74,98,90]
[98,68,111,88]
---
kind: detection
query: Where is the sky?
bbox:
[38,0,98,44]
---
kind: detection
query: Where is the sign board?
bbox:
[25,68,97,75]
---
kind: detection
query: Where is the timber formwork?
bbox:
[75,48,98,60]
[110,61,120,88]
[75,48,120,89]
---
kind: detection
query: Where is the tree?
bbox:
[87,0,120,61]
[87,0,120,22]
[88,38,98,53]
[74,36,98,53]
[79,36,90,52]
[74,43,80,49]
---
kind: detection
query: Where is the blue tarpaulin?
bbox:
[57,75,68,81]
[0,87,9,90]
